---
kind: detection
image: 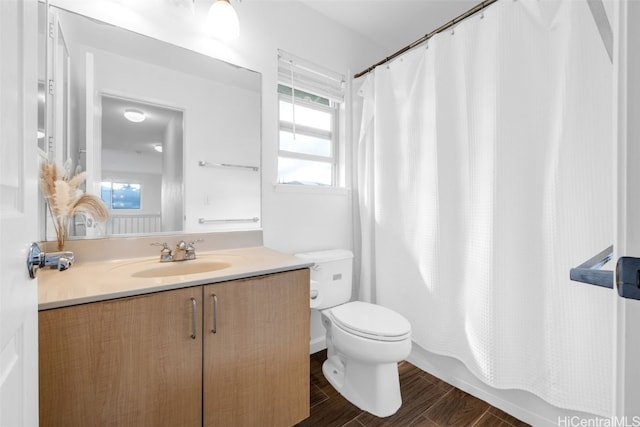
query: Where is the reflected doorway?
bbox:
[98,95,184,236]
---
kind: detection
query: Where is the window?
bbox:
[278,50,345,187]
[101,182,141,209]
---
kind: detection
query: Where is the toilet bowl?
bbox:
[295,250,412,418]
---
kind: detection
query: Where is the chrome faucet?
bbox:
[151,240,202,262]
[173,240,188,261]
[27,242,75,278]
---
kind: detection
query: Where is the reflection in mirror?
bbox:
[37,3,46,154]
[38,82,45,152]
[41,5,262,242]
[54,18,70,165]
[100,95,183,235]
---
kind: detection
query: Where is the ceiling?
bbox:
[295,0,480,53]
[101,96,181,155]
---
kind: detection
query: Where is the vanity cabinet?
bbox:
[203,270,310,426]
[39,269,310,427]
[39,285,203,427]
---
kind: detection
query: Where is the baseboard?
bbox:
[407,343,603,427]
[310,336,326,354]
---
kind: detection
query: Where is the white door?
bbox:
[614,0,640,420]
[0,0,40,425]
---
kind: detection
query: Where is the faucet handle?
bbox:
[56,255,73,272]
[150,242,172,262]
[187,239,204,248]
[185,239,203,260]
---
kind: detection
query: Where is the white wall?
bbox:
[49,0,383,351]
[235,2,376,255]
[51,0,381,250]
[162,114,183,232]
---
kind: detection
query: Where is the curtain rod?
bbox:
[353,0,500,79]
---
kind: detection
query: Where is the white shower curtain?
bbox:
[357,0,613,417]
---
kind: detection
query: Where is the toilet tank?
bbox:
[295,249,353,310]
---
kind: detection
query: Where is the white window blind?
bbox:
[278,49,345,103]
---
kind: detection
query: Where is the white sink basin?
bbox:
[130,261,231,278]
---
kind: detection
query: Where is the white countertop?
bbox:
[38,246,312,310]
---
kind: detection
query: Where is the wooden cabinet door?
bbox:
[203,269,310,427]
[39,286,203,427]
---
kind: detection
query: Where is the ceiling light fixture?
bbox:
[124,109,146,123]
[154,144,163,153]
[207,0,240,42]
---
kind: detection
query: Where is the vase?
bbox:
[56,217,68,251]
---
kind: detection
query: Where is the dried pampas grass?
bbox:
[40,161,109,250]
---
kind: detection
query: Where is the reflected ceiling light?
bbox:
[207,0,239,42]
[124,109,146,123]
[154,144,163,153]
[37,129,45,139]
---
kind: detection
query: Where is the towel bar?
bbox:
[198,217,259,224]
[198,161,258,172]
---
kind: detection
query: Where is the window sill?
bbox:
[273,183,350,196]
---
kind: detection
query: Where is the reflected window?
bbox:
[101,182,141,210]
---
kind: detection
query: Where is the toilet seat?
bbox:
[328,301,411,342]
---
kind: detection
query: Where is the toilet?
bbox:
[295,249,412,418]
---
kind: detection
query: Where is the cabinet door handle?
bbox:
[190,297,197,339]
[211,293,218,334]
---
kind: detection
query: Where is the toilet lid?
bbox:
[329,301,411,341]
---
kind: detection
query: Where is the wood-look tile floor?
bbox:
[295,350,531,427]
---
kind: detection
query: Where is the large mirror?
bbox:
[41,4,262,241]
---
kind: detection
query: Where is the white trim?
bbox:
[309,336,326,354]
[278,150,333,163]
[613,0,640,419]
[273,183,350,196]
[280,122,332,141]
